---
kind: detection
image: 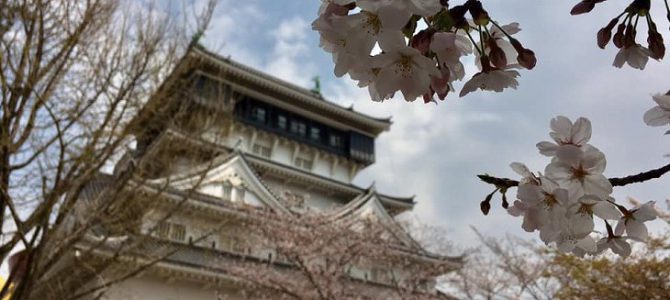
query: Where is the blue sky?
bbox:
[201,0,670,247]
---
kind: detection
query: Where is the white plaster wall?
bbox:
[262,179,347,212]
[102,275,246,300]
[332,163,351,182]
[272,142,293,165]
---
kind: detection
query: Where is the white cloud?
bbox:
[265,16,315,87]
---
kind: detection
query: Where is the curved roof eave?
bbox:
[189,46,392,134]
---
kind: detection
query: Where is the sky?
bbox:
[198,0,670,248]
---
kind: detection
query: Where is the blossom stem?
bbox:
[489,20,514,41]
[478,161,670,189]
[478,25,485,55]
[664,0,670,19]
[465,29,483,55]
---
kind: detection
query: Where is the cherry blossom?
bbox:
[612,44,654,70]
[643,93,670,127]
[504,116,660,257]
[614,201,658,241]
[596,235,632,257]
[371,42,440,101]
[430,32,472,82]
[544,145,612,199]
[358,0,443,18]
[459,68,520,97]
[536,116,592,156]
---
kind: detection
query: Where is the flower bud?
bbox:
[510,38,537,69]
[597,18,619,49]
[411,28,437,55]
[570,1,597,15]
[647,25,665,60]
[517,49,537,70]
[468,1,490,26]
[449,4,469,29]
[480,199,491,215]
[613,23,626,48]
[488,37,507,69]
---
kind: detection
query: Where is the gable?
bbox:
[147,153,289,213]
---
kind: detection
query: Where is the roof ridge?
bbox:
[191,45,393,125]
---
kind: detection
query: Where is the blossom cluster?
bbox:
[507,116,658,257]
[312,0,536,102]
[572,0,667,70]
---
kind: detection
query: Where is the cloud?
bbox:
[265,16,315,87]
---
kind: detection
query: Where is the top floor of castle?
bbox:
[132,45,393,184]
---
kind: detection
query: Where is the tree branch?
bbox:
[478,162,670,190]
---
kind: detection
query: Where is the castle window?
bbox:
[277,115,287,130]
[290,121,306,136]
[251,106,266,123]
[252,143,272,158]
[309,127,321,141]
[155,222,186,242]
[295,157,313,170]
[329,134,342,147]
[170,223,186,241]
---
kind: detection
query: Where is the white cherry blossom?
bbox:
[358,0,443,18]
[430,32,472,82]
[545,145,612,199]
[536,116,592,156]
[612,44,654,70]
[510,178,569,236]
[614,201,657,241]
[569,195,622,221]
[459,68,520,97]
[596,236,632,257]
[643,93,670,127]
[371,42,440,101]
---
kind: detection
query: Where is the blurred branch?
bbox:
[478,161,670,190]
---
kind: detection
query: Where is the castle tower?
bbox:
[64,46,461,300]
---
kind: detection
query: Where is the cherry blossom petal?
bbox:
[570,117,592,145]
[625,220,649,241]
[611,238,632,257]
[633,201,657,222]
[576,236,597,252]
[652,93,670,110]
[510,162,532,178]
[377,5,412,31]
[536,141,558,156]
[555,144,582,165]
[592,201,622,220]
[643,106,670,126]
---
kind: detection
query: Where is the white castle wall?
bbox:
[102,275,245,300]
